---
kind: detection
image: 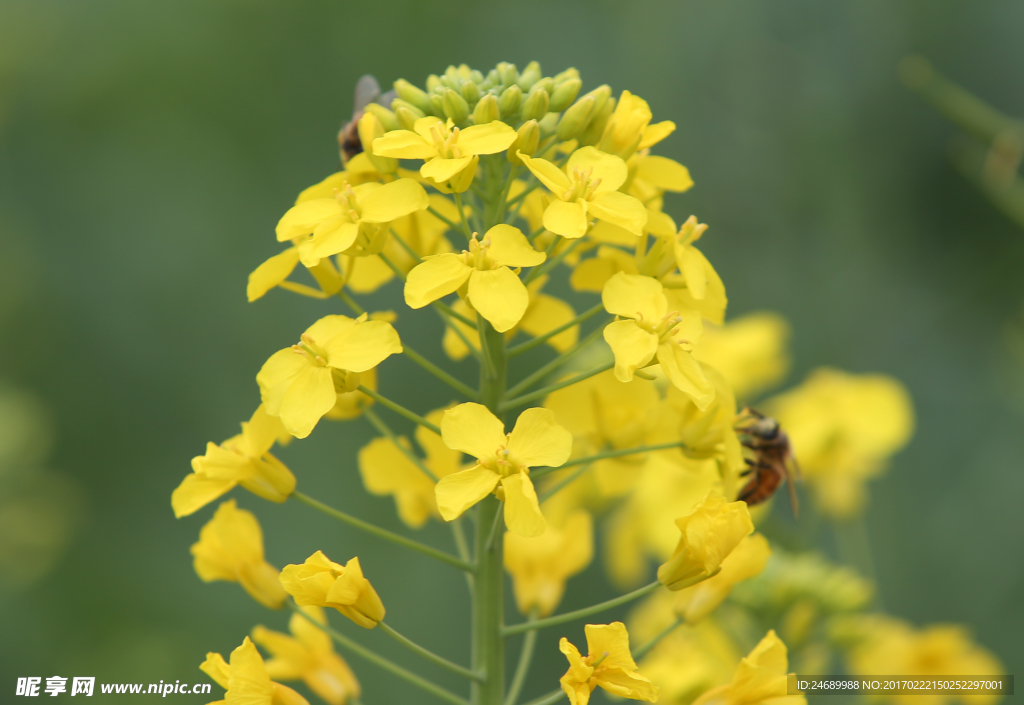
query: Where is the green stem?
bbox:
[507,304,605,357]
[500,361,613,411]
[435,300,479,329]
[504,610,539,705]
[523,238,581,286]
[292,491,472,572]
[429,205,462,234]
[521,690,564,705]
[502,581,662,636]
[290,603,470,705]
[473,495,505,704]
[435,305,483,362]
[403,346,478,400]
[363,408,438,482]
[378,621,483,682]
[491,164,519,228]
[505,325,607,399]
[632,617,683,661]
[358,385,441,435]
[337,289,366,315]
[453,192,474,238]
[389,227,422,264]
[538,463,592,503]
[531,441,687,481]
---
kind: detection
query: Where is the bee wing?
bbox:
[375,89,397,108]
[353,74,382,113]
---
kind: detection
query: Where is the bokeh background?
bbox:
[1,0,1022,702]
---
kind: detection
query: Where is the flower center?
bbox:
[563,166,602,202]
[634,310,691,345]
[459,232,496,270]
[333,181,362,222]
[430,123,464,159]
[292,334,330,367]
[480,434,521,477]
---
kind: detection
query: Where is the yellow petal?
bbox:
[544,200,589,239]
[467,268,530,333]
[280,366,337,439]
[257,349,305,416]
[322,320,402,373]
[589,191,647,236]
[248,248,301,302]
[585,622,638,671]
[404,254,473,308]
[603,320,658,383]
[200,652,231,690]
[507,408,573,468]
[435,465,500,520]
[344,254,395,294]
[519,152,572,194]
[371,130,437,160]
[458,121,517,155]
[413,116,445,141]
[440,402,507,460]
[644,209,677,237]
[635,155,692,191]
[228,637,275,701]
[657,343,715,411]
[567,146,629,192]
[601,272,667,321]
[359,437,436,529]
[172,471,235,518]
[421,156,475,183]
[638,120,676,150]
[519,293,578,352]
[484,224,546,268]
[276,199,343,242]
[300,222,360,267]
[501,473,546,537]
[296,171,349,203]
[358,178,429,223]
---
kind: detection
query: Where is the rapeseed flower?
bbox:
[200,636,309,705]
[673,533,770,623]
[279,551,385,629]
[191,500,287,609]
[691,630,804,705]
[434,403,572,536]
[597,90,675,161]
[257,314,402,439]
[173,405,295,518]
[692,313,791,400]
[658,492,754,591]
[404,224,545,332]
[559,622,658,705]
[252,607,360,705]
[504,509,593,616]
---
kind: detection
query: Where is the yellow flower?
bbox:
[441,276,579,360]
[257,314,402,439]
[672,216,720,302]
[372,116,516,188]
[625,152,694,213]
[559,622,659,705]
[200,636,309,705]
[602,272,715,410]
[173,405,295,518]
[252,607,360,705]
[279,551,385,629]
[597,90,675,160]
[191,500,287,609]
[519,146,647,239]
[692,313,791,400]
[673,533,770,623]
[692,630,805,705]
[404,224,545,333]
[275,178,429,267]
[657,492,754,591]
[768,368,914,517]
[358,409,462,528]
[434,403,572,537]
[504,509,593,617]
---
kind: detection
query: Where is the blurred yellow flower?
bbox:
[191,500,287,609]
[404,224,545,332]
[173,405,295,518]
[692,313,791,400]
[657,492,754,591]
[257,314,402,439]
[252,606,360,705]
[358,409,461,528]
[602,272,714,410]
[434,403,572,537]
[559,622,659,705]
[201,637,310,705]
[504,509,593,617]
[279,551,385,629]
[673,533,770,623]
[519,146,647,239]
[598,90,675,160]
[768,368,914,517]
[692,630,804,705]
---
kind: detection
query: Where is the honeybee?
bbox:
[735,407,799,516]
[338,74,396,166]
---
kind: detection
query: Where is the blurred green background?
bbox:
[1,0,1022,702]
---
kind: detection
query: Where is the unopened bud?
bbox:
[429,93,445,118]
[553,67,580,84]
[443,88,470,123]
[425,74,442,93]
[556,95,595,140]
[549,78,582,112]
[497,62,519,87]
[520,88,549,121]
[507,120,540,165]
[577,95,616,146]
[358,113,398,173]
[582,85,613,115]
[391,98,425,118]
[364,103,398,132]
[517,61,542,91]
[473,94,500,124]
[461,80,481,105]
[393,79,432,114]
[498,85,522,117]
[469,69,484,84]
[394,105,420,131]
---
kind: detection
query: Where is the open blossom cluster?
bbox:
[172,61,1002,705]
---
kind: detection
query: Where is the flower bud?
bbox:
[576,96,616,146]
[280,552,385,629]
[553,67,580,83]
[549,78,582,112]
[460,80,481,105]
[363,103,398,132]
[358,113,397,174]
[517,61,542,91]
[443,88,470,123]
[393,78,431,114]
[484,68,500,88]
[425,74,442,93]
[507,120,540,165]
[473,94,500,124]
[520,88,550,121]
[390,97,425,118]
[428,93,445,118]
[394,105,420,131]
[427,155,478,194]
[657,492,753,591]
[556,95,595,140]
[499,85,522,117]
[497,61,519,87]
[469,69,484,83]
